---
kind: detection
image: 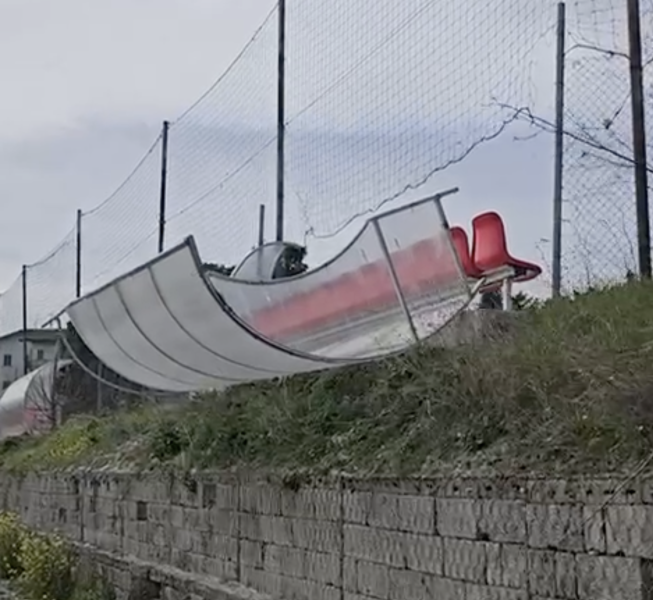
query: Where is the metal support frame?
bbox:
[372,219,420,342]
[552,1,566,296]
[21,265,28,375]
[158,120,170,254]
[275,0,286,242]
[75,208,82,298]
[627,0,651,278]
[501,278,514,311]
[431,194,474,302]
[49,337,62,429]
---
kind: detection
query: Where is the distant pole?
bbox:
[75,209,82,298]
[258,204,266,247]
[627,0,651,278]
[552,2,566,297]
[21,265,28,375]
[158,120,170,254]
[275,0,286,241]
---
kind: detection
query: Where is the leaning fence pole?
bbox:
[158,120,170,254]
[275,0,286,241]
[21,265,28,375]
[552,2,566,297]
[627,0,651,278]
[75,208,82,298]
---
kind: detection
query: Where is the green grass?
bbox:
[3,280,653,477]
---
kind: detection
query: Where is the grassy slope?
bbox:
[2,280,653,477]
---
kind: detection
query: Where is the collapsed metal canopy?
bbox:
[65,191,470,393]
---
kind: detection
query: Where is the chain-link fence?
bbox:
[0,0,566,340]
[560,0,653,291]
[1,0,652,352]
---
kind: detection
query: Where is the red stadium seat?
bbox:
[450,226,483,279]
[471,212,541,283]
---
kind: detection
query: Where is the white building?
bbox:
[0,329,61,392]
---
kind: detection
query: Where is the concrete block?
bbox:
[555,552,577,599]
[397,495,435,535]
[606,505,653,559]
[430,576,468,599]
[344,525,398,566]
[239,539,264,568]
[344,558,358,592]
[583,506,605,554]
[259,515,294,547]
[527,504,584,552]
[388,569,431,600]
[436,498,479,539]
[263,543,305,578]
[293,518,340,553]
[305,551,340,586]
[527,550,556,597]
[357,560,389,598]
[443,538,487,583]
[367,493,401,530]
[281,488,340,521]
[344,490,373,525]
[466,584,528,600]
[478,500,527,544]
[500,544,528,589]
[577,555,647,600]
[401,533,444,576]
[486,543,502,586]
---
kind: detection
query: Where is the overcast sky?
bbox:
[0,0,645,332]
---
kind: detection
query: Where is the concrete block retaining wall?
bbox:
[2,472,653,600]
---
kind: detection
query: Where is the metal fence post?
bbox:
[552,2,566,296]
[627,0,651,278]
[76,208,82,298]
[258,204,266,247]
[372,219,419,342]
[21,265,28,375]
[276,0,286,241]
[158,120,170,254]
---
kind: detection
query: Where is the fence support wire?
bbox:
[627,0,651,279]
[552,2,566,297]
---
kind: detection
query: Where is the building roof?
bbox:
[0,328,61,344]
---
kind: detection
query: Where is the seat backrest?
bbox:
[450,226,481,278]
[471,212,511,272]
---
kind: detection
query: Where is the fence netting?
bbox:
[561,0,653,291]
[2,0,653,337]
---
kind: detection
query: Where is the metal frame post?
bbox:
[372,219,419,342]
[75,208,82,298]
[627,0,651,278]
[275,0,286,241]
[49,337,62,429]
[258,204,266,247]
[501,279,514,311]
[21,265,28,375]
[432,194,474,302]
[158,120,170,254]
[552,2,566,296]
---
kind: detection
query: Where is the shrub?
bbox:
[0,511,25,579]
[18,530,74,600]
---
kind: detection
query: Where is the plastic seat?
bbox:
[450,226,483,278]
[471,212,542,282]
